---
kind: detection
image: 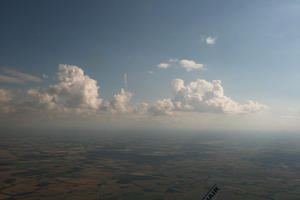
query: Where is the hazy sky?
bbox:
[1,0,300,131]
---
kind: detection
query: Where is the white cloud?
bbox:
[171,78,268,114]
[148,78,268,116]
[157,59,205,72]
[206,36,217,45]
[28,64,102,112]
[132,102,149,114]
[110,89,133,113]
[0,65,135,115]
[0,67,42,84]
[148,98,174,116]
[51,64,102,109]
[157,62,170,69]
[148,71,154,74]
[179,59,204,71]
[27,88,58,111]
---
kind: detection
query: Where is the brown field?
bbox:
[0,131,300,199]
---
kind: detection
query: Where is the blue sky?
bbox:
[1,0,300,130]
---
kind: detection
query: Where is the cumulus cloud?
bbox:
[28,64,102,112]
[0,65,136,116]
[148,98,174,116]
[50,64,102,109]
[132,102,149,114]
[110,89,133,112]
[172,78,268,114]
[27,88,58,111]
[0,67,42,84]
[206,36,217,45]
[179,59,204,71]
[157,62,170,69]
[149,78,268,116]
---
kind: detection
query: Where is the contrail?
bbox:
[124,73,127,89]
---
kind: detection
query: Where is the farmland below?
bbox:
[0,130,300,200]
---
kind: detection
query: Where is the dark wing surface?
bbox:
[200,184,220,200]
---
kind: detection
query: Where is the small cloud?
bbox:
[42,74,48,79]
[148,71,154,74]
[179,59,204,71]
[206,36,217,45]
[157,62,170,69]
[0,67,42,84]
[0,74,25,84]
[157,59,205,72]
[168,58,178,63]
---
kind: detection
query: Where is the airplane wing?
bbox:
[200,184,220,200]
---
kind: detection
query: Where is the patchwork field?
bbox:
[0,131,300,200]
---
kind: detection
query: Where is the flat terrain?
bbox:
[0,130,300,200]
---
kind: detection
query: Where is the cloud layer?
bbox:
[0,67,42,84]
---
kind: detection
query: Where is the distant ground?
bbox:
[0,130,300,200]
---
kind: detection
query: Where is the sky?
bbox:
[1,0,300,131]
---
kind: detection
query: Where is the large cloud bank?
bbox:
[149,78,268,115]
[0,64,269,128]
[2,64,133,115]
